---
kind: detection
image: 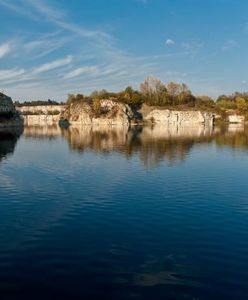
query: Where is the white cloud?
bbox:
[242,80,247,84]
[23,34,70,59]
[0,68,25,80]
[32,55,72,74]
[165,39,175,46]
[64,66,99,79]
[0,43,10,58]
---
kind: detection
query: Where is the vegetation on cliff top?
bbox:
[65,77,248,118]
[14,99,61,107]
[8,76,248,118]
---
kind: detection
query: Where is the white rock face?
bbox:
[22,115,61,126]
[17,105,66,126]
[144,109,214,126]
[62,99,133,126]
[228,115,245,124]
[16,105,66,115]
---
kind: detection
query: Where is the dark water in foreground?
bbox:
[0,124,248,300]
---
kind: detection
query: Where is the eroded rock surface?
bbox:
[61,99,134,126]
[142,108,214,126]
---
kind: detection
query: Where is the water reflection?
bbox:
[23,125,62,140]
[0,127,23,162]
[59,124,248,167]
[3,124,248,167]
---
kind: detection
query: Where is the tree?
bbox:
[140,77,168,105]
[195,96,214,109]
[167,81,181,97]
[236,97,248,113]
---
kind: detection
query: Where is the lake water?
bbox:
[0,124,248,300]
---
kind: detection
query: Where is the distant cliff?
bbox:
[14,98,246,127]
[60,99,215,127]
[16,105,66,126]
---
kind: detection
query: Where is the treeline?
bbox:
[15,99,61,107]
[216,92,248,112]
[66,77,216,110]
[67,78,200,107]
[15,76,248,116]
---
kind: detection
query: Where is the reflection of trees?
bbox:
[61,126,130,153]
[23,125,62,140]
[214,125,248,150]
[61,125,215,168]
[0,127,23,162]
[19,124,248,168]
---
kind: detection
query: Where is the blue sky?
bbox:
[0,0,248,101]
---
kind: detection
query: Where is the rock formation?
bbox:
[0,93,23,127]
[140,105,214,126]
[61,99,134,126]
[0,92,16,115]
[16,105,66,126]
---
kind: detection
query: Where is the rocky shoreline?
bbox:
[0,93,246,128]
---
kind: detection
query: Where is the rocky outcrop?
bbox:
[61,99,133,126]
[0,92,16,114]
[141,106,214,126]
[0,93,23,127]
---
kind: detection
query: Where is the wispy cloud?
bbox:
[32,56,72,74]
[0,68,25,80]
[0,43,10,58]
[64,66,99,79]
[0,0,207,100]
[23,34,70,58]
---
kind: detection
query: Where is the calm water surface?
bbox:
[0,124,248,300]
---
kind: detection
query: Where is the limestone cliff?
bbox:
[16,105,65,115]
[140,105,214,126]
[61,99,133,126]
[16,105,66,126]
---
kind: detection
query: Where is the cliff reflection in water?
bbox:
[61,124,248,167]
[21,124,248,167]
[0,128,23,162]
